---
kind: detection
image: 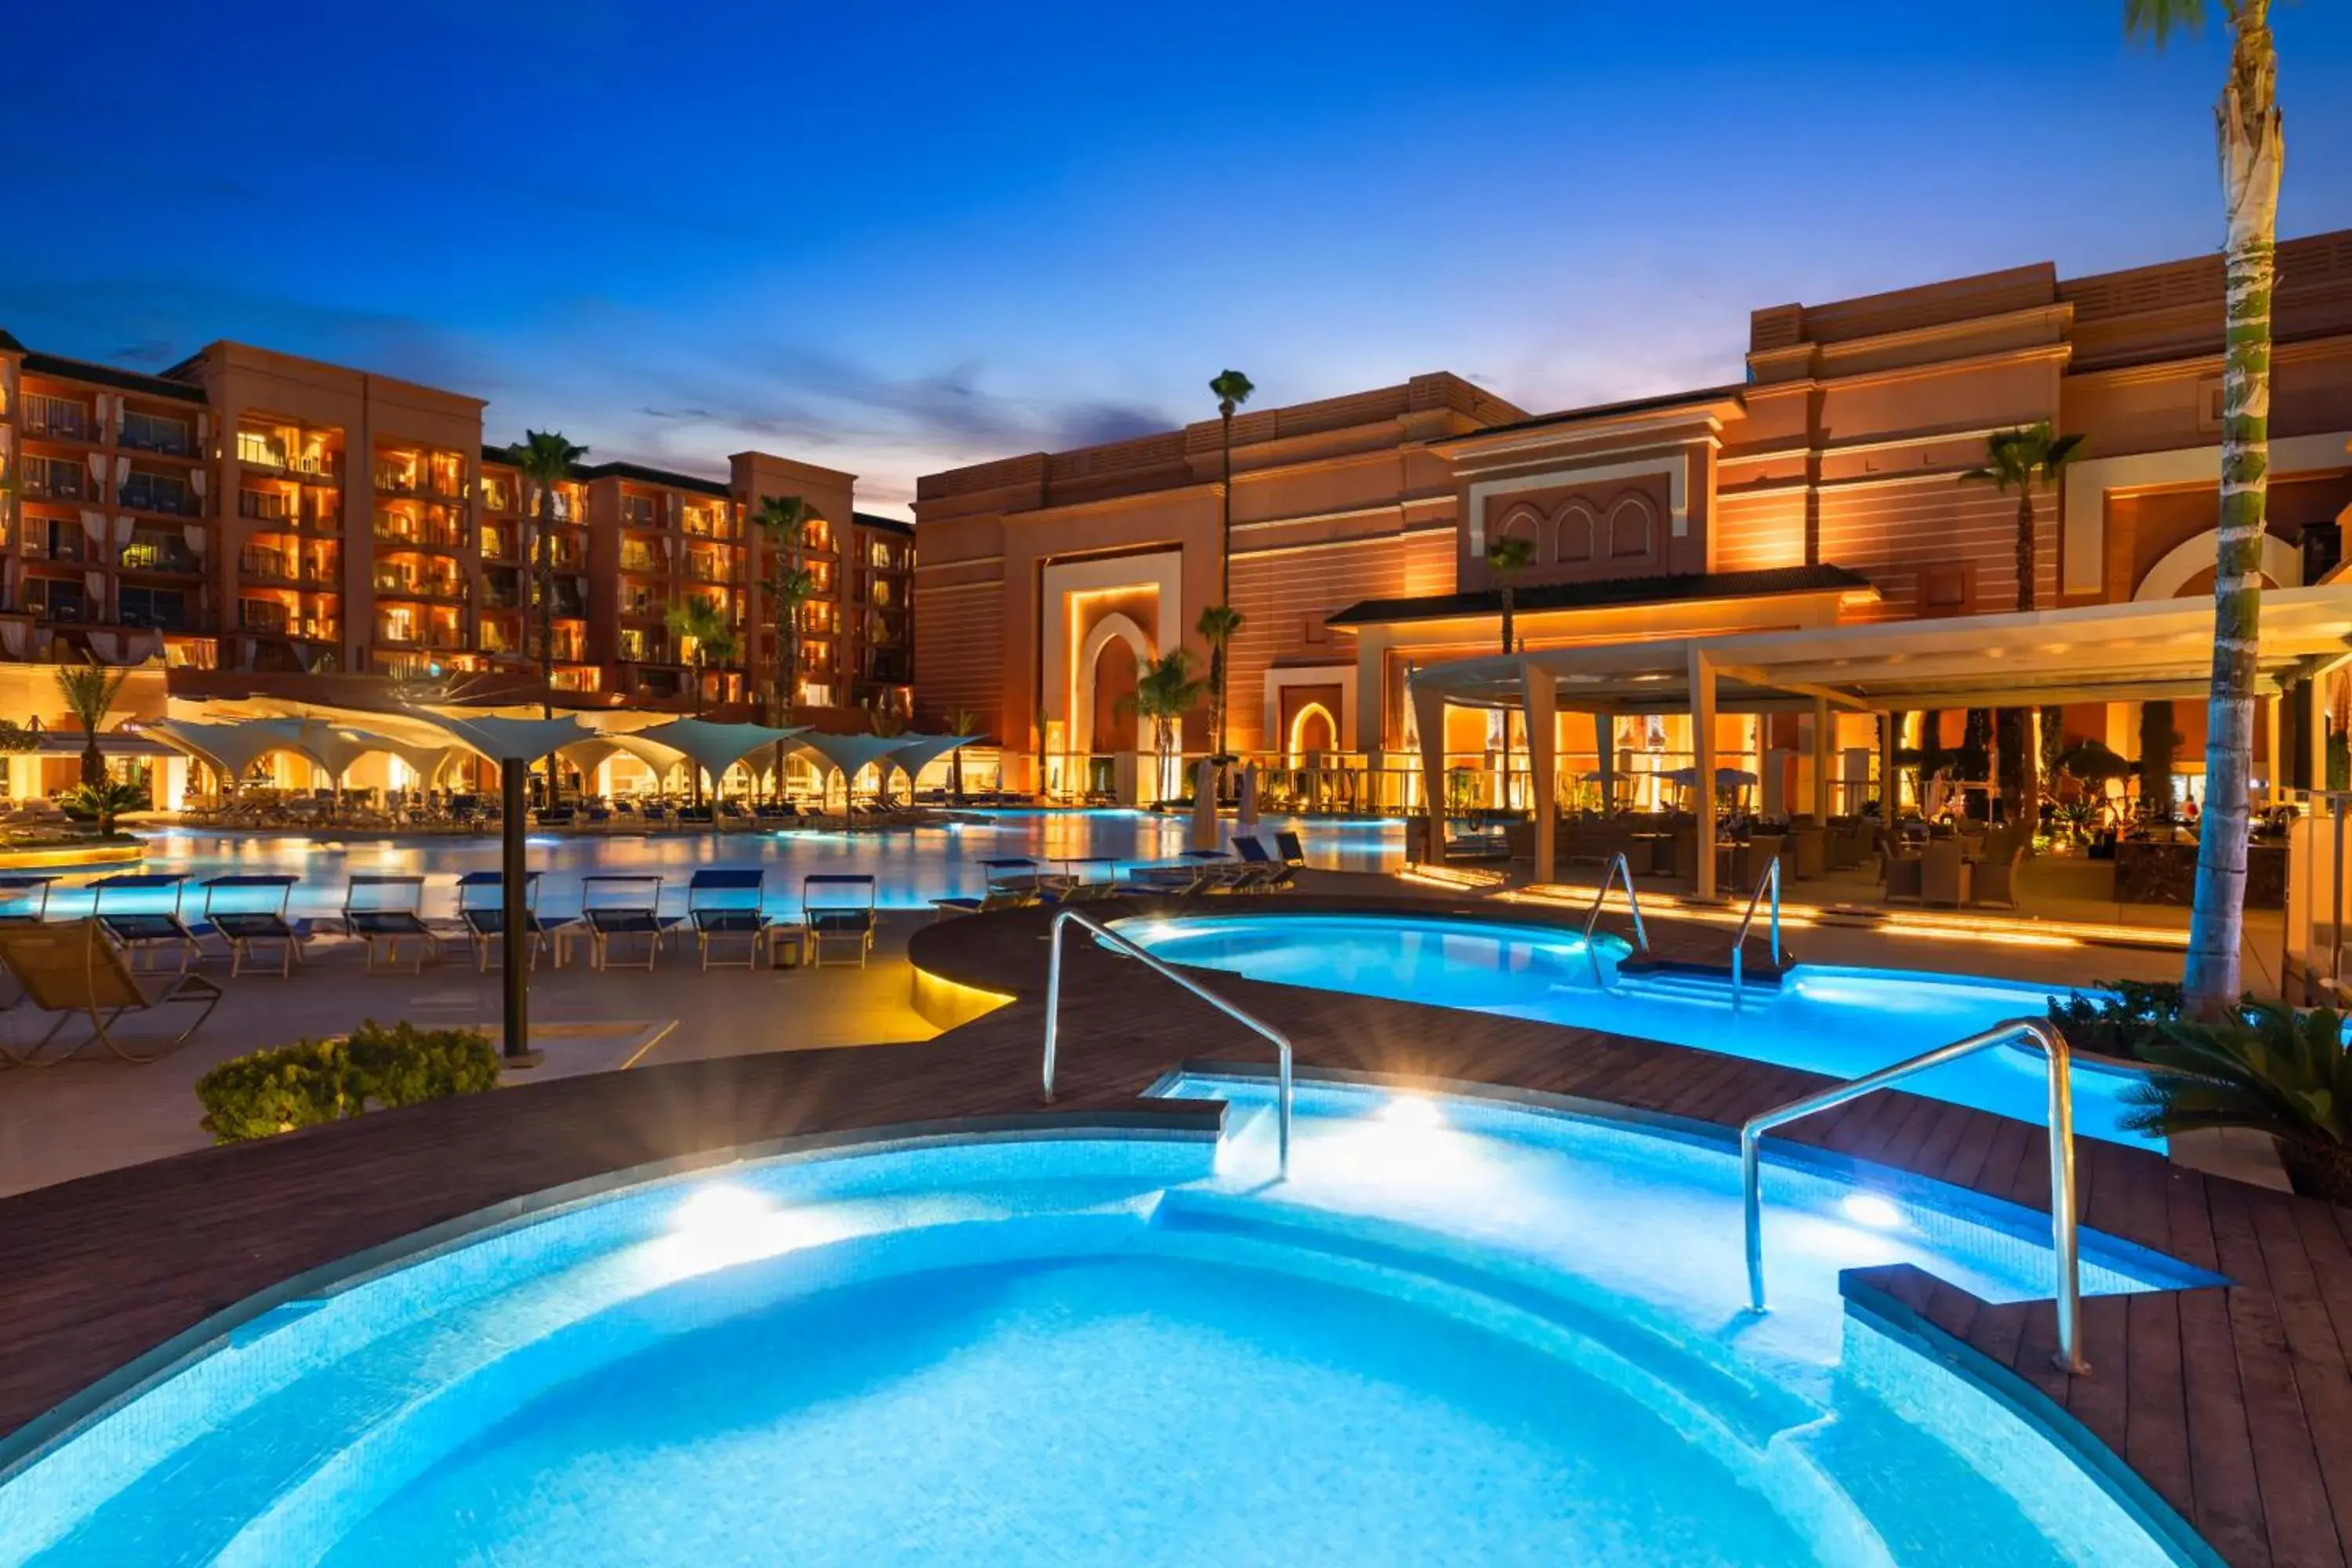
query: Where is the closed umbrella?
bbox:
[1236,762,1260,836]
[1190,759,1221,852]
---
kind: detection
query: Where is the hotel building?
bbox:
[0,337,912,739]
[913,228,2352,804]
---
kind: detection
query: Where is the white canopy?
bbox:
[605,719,806,785]
[428,713,598,764]
[148,720,300,780]
[793,731,914,786]
[881,733,978,789]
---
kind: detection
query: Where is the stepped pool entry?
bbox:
[0,1077,2219,1566]
[1112,913,2158,1146]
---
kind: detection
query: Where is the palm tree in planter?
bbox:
[56,662,129,789]
[1196,604,1244,767]
[753,494,822,797]
[1963,423,2085,825]
[1487,534,1537,808]
[1120,648,1208,805]
[59,778,149,837]
[2126,0,2287,1018]
[946,707,982,801]
[2125,1001,2352,1203]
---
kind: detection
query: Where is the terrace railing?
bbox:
[1730,857,1781,1006]
[1581,851,1649,985]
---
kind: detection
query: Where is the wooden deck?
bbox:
[1,892,2347,1566]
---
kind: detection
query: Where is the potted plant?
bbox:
[2122,1001,2352,1203]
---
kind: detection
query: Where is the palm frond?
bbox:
[2124,0,2212,47]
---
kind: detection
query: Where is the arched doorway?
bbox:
[1287,702,1337,766]
[1091,637,1139,752]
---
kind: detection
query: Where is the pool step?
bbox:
[1616,955,1795,994]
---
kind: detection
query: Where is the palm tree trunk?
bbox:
[2186,2,2283,1020]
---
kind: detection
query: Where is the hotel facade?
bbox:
[912,228,2352,808]
[0,336,912,794]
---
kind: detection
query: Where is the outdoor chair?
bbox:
[803,873,878,967]
[931,858,1047,919]
[88,873,203,976]
[343,873,444,974]
[931,885,1041,919]
[1878,846,1923,905]
[1231,837,1296,891]
[686,869,776,969]
[1920,837,1970,909]
[456,870,572,972]
[199,873,305,978]
[1729,833,1783,893]
[0,919,223,1065]
[581,873,669,971]
[1970,842,2027,909]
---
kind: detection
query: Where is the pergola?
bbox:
[1408,584,2352,896]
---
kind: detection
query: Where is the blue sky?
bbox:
[9,1,2347,514]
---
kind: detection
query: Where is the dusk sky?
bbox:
[11,1,2349,515]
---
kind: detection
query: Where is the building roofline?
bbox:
[572,459,731,499]
[1435,384,1747,447]
[1326,564,1875,628]
[853,511,913,535]
[17,350,209,405]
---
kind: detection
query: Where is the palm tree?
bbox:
[509,431,587,720]
[946,706,982,801]
[2127,0,2286,1018]
[55,662,129,788]
[1487,535,1536,655]
[665,597,738,720]
[1204,369,1254,771]
[753,495,822,797]
[1965,423,2087,825]
[1196,604,1244,766]
[1120,648,1207,804]
[1488,535,1537,811]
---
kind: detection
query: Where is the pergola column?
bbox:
[1522,662,1557,884]
[2307,673,2329,792]
[1690,647,1717,900]
[1811,695,1833,820]
[1411,677,1449,865]
[1878,711,1898,829]
[2265,691,2283,804]
[1594,709,1617,812]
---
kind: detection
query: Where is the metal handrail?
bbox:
[1040,906,1294,1178]
[1729,857,1782,1006]
[1740,1014,2088,1375]
[1581,851,1650,985]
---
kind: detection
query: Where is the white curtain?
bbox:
[112,515,133,546]
[85,452,106,485]
[185,524,207,556]
[81,511,105,546]
[114,456,129,485]
[190,469,206,497]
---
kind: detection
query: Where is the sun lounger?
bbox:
[456,870,572,972]
[685,869,779,969]
[1275,829,1307,868]
[1230,836,1296,891]
[0,874,60,924]
[343,873,443,973]
[582,873,668,970]
[87,873,203,976]
[200,873,305,978]
[0,919,223,1065]
[804,873,877,967]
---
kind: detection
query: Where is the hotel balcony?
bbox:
[238,444,343,484]
[375,619,466,650]
[118,474,203,517]
[372,571,468,603]
[371,514,466,550]
[19,394,96,444]
[18,458,85,503]
[118,416,197,458]
[119,537,201,575]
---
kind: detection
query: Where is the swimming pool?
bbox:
[0,1077,2216,1566]
[1114,913,2155,1146]
[67,812,1403,916]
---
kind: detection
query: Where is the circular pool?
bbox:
[0,1080,2210,1566]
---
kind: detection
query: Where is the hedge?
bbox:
[195,1021,499,1143]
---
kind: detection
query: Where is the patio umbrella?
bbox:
[1236,762,1260,835]
[416,713,604,1072]
[1189,759,1221,852]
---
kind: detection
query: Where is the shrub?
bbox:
[2123,1002,2352,1203]
[195,1021,498,1143]
[2045,980,2190,1062]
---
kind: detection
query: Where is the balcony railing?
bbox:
[119,419,195,457]
[20,463,83,502]
[120,542,200,574]
[240,446,343,481]
[376,623,464,649]
[372,572,467,601]
[119,477,202,517]
[372,517,466,549]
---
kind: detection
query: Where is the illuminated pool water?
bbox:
[1114,913,2156,1146]
[75,811,1403,915]
[0,1079,2216,1566]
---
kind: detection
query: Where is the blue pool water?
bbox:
[0,1081,2216,1566]
[1115,913,2156,1146]
[58,811,1402,916]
